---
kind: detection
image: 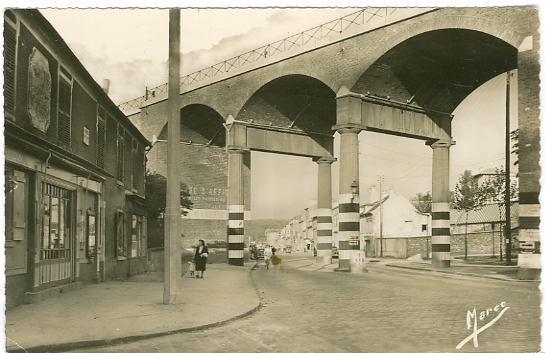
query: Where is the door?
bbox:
[36,183,74,289]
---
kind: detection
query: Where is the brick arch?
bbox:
[178,67,337,123]
[158,104,226,147]
[343,8,530,113]
[236,74,337,135]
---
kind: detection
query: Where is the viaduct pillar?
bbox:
[428,139,454,269]
[315,156,336,265]
[336,126,361,271]
[227,147,246,266]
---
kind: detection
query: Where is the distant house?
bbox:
[360,189,428,258]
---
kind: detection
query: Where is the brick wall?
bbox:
[407,237,430,259]
[148,139,251,253]
[395,231,505,260]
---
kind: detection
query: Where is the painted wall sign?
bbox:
[188,186,227,210]
[28,47,51,133]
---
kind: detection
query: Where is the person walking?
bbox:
[263,245,273,269]
[194,239,209,278]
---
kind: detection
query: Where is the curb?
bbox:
[8,265,263,353]
[384,263,539,282]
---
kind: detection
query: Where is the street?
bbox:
[69,254,541,353]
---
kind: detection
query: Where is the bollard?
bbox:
[350,250,367,273]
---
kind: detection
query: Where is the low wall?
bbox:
[368,231,508,260]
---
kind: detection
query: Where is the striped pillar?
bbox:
[315,156,335,264]
[337,127,361,271]
[429,140,453,269]
[227,148,245,266]
[516,32,541,279]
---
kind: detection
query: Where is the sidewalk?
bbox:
[286,255,539,282]
[379,258,539,282]
[5,263,260,353]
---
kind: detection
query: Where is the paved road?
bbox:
[69,255,541,353]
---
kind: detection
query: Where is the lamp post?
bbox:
[350,180,359,202]
[350,180,359,248]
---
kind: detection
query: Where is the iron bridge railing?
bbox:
[118,8,400,113]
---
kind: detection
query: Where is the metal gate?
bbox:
[35,183,74,289]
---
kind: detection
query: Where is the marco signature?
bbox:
[456,302,510,350]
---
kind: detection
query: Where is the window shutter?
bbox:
[4,23,16,114]
[58,76,72,145]
[97,108,106,168]
[117,126,125,182]
[12,170,26,241]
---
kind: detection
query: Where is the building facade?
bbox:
[4,9,150,309]
[360,189,429,258]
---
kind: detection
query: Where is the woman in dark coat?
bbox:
[194,239,209,278]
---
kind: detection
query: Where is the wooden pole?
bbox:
[164,8,181,304]
[505,71,512,265]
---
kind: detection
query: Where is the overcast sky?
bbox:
[39,7,520,219]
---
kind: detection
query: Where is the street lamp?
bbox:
[350,180,359,202]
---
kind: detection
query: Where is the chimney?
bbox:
[102,79,110,94]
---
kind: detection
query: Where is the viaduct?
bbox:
[122,8,540,277]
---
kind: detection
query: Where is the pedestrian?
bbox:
[188,260,196,277]
[194,239,209,278]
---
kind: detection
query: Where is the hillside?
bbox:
[246,219,289,243]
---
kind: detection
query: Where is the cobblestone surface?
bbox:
[68,256,541,353]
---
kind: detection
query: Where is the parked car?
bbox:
[332,246,339,259]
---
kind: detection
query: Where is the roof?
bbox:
[361,195,390,215]
[450,202,519,225]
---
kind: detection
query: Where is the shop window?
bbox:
[41,184,71,260]
[131,214,145,257]
[4,168,28,273]
[87,212,96,258]
[116,210,126,258]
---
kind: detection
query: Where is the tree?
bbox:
[145,170,193,248]
[482,166,519,260]
[482,166,519,205]
[452,170,487,260]
[411,191,432,214]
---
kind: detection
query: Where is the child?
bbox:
[188,260,196,277]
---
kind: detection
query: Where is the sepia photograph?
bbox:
[3,3,542,352]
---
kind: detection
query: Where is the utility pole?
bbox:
[505,71,512,265]
[379,175,384,257]
[164,8,181,304]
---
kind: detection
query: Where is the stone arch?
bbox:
[236,74,337,136]
[343,8,531,113]
[157,104,226,147]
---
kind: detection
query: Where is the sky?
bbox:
[38,7,523,220]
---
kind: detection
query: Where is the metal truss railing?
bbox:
[118,8,399,113]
